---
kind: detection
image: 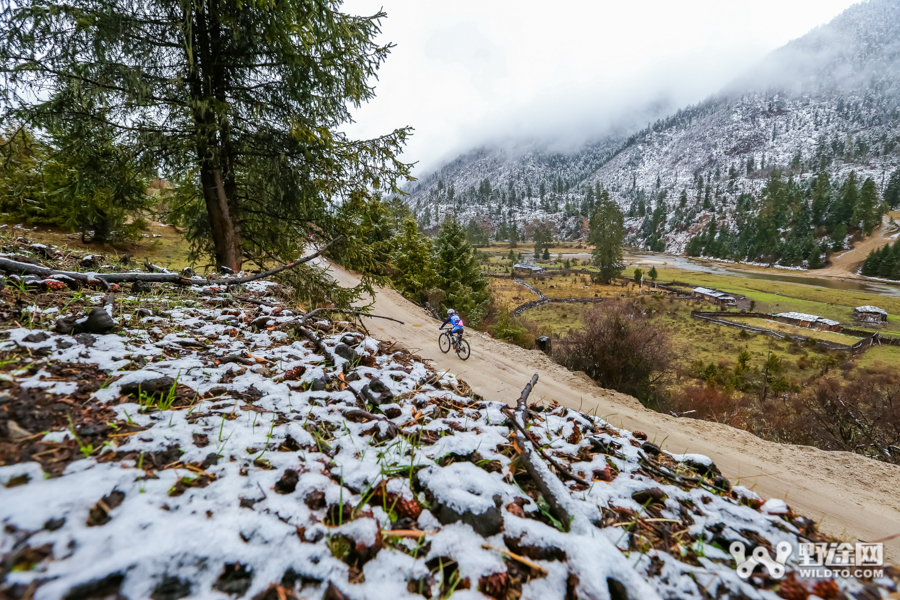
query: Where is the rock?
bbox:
[250,316,272,329]
[72,333,97,347]
[310,377,327,392]
[80,254,102,268]
[339,334,361,346]
[333,343,355,361]
[275,469,299,495]
[55,316,79,335]
[633,431,648,440]
[22,331,50,343]
[682,456,719,477]
[44,517,65,531]
[83,307,116,333]
[632,487,667,506]
[345,371,361,382]
[640,441,661,455]
[368,378,392,397]
[120,376,176,397]
[131,281,152,294]
[304,489,326,510]
[360,379,393,406]
[435,500,504,537]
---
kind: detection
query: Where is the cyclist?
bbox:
[439,309,464,344]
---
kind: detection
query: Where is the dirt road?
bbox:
[330,265,900,562]
[817,212,900,279]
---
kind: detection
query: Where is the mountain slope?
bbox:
[405,0,900,263]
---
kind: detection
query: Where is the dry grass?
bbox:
[488,278,539,308]
[734,317,862,345]
[5,221,194,269]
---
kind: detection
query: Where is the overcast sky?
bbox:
[341,0,860,176]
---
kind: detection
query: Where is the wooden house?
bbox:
[773,312,842,332]
[692,286,736,307]
[852,306,888,324]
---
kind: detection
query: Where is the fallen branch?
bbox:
[0,236,341,288]
[296,326,331,360]
[301,307,404,325]
[506,374,581,532]
[223,236,342,286]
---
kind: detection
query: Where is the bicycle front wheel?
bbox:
[439,332,451,353]
[456,338,471,360]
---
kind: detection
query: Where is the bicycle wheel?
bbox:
[456,338,471,360]
[439,332,451,353]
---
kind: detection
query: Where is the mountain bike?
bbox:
[438,330,470,360]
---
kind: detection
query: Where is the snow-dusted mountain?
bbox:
[405,0,900,255]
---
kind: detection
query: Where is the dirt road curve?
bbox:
[330,265,900,562]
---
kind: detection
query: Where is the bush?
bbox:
[554,299,673,403]
[485,304,536,349]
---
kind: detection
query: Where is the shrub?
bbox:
[554,299,673,403]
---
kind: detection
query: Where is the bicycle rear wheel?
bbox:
[456,338,471,360]
[439,332,451,353]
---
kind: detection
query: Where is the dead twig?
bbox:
[481,544,549,575]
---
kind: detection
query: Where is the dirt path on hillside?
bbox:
[817,213,900,279]
[330,264,900,562]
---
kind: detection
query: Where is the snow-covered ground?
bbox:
[1,273,897,599]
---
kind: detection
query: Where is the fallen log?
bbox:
[0,237,341,288]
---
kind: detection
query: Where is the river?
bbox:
[557,251,900,298]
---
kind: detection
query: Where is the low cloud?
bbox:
[342,0,859,176]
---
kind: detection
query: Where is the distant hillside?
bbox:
[405,0,900,267]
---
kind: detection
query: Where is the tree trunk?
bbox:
[200,163,242,272]
[188,0,242,273]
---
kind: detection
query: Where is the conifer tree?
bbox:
[432,216,490,325]
[588,191,624,284]
[854,178,882,235]
[0,0,411,272]
[885,169,900,210]
[391,217,434,301]
[810,172,831,227]
[648,266,658,283]
[834,172,860,227]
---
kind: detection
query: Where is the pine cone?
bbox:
[395,496,422,520]
[280,366,306,381]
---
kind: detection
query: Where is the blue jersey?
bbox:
[441,314,463,329]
